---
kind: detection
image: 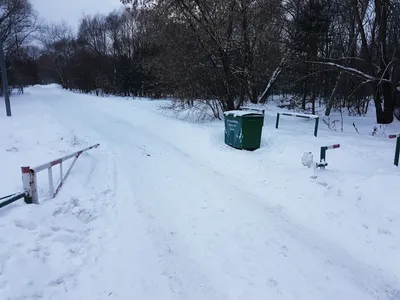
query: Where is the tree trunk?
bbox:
[375,0,393,124]
[373,87,385,123]
[251,87,257,104]
[325,11,359,117]
[382,81,394,123]
[258,50,291,103]
[311,82,317,115]
[238,89,245,109]
[325,71,344,116]
[226,97,235,110]
[302,78,308,110]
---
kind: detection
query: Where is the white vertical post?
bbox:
[21,166,39,204]
[21,166,32,204]
[48,167,54,198]
[30,170,39,204]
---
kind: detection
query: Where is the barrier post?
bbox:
[389,134,400,166]
[314,117,319,137]
[21,167,38,204]
[320,146,327,163]
[317,144,340,169]
[395,137,400,167]
[275,112,280,129]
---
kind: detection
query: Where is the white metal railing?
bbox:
[275,111,320,137]
[21,144,100,204]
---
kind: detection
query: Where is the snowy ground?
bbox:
[0,85,399,300]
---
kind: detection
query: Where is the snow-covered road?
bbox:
[39,86,398,300]
[1,85,399,300]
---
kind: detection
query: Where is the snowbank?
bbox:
[0,93,115,300]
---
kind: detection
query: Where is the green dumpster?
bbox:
[224,110,264,150]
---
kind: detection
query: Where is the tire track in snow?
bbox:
[87,115,392,300]
[109,105,399,299]
[42,94,398,300]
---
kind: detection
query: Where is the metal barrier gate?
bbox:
[0,143,100,208]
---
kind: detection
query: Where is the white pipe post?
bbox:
[54,155,79,197]
[60,162,63,182]
[48,167,54,198]
[21,166,32,204]
[21,166,38,204]
[30,170,39,204]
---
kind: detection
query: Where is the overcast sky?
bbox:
[32,0,124,29]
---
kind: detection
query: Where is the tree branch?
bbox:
[306,61,391,83]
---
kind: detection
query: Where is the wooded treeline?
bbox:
[2,0,400,123]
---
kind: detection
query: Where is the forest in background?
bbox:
[2,0,400,123]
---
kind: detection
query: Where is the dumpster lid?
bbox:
[224,110,263,117]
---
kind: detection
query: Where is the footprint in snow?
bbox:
[268,278,278,287]
[53,207,68,216]
[378,228,392,236]
[279,245,288,257]
[48,278,65,287]
[72,208,96,224]
[317,181,328,187]
[39,230,53,239]
[386,287,400,300]
[101,189,112,196]
[14,219,37,231]
[6,147,18,153]
[52,234,79,245]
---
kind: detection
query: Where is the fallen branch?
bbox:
[306,61,392,84]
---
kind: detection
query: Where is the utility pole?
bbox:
[0,41,11,116]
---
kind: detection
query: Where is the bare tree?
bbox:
[36,22,75,86]
[121,0,283,111]
[0,0,36,52]
[24,0,398,124]
[310,0,399,123]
